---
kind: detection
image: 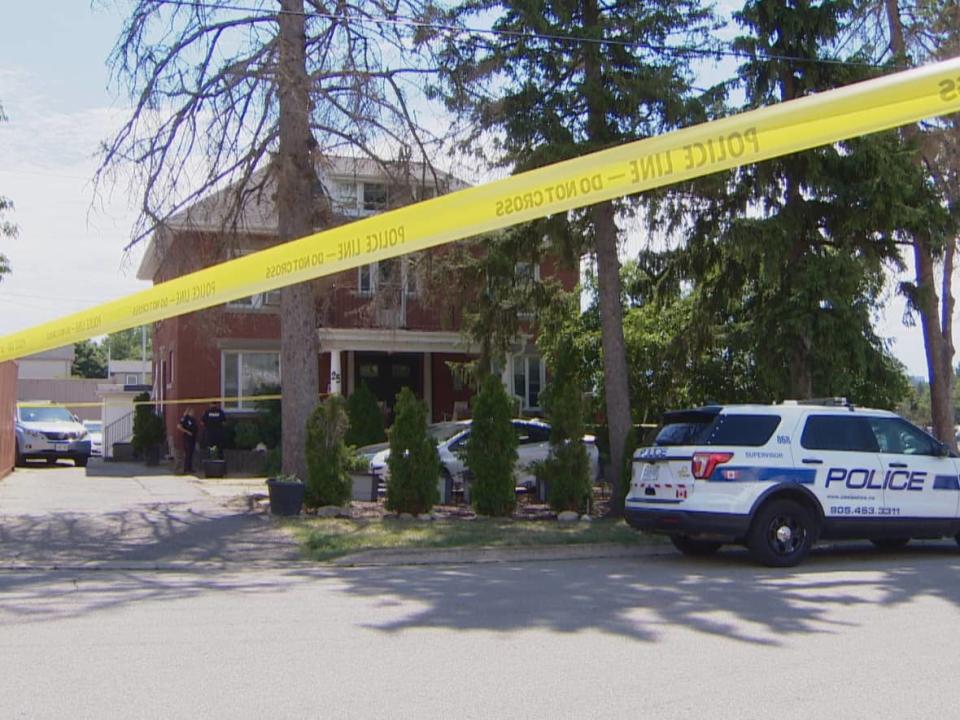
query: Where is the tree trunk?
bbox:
[582,0,633,513]
[593,202,633,512]
[885,0,956,447]
[277,0,319,479]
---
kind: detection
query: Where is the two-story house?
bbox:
[136,156,578,441]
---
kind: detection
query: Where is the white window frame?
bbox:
[125,373,140,385]
[357,258,417,297]
[512,354,543,411]
[221,350,282,411]
[227,290,281,311]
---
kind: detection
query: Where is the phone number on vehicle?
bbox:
[829,506,901,516]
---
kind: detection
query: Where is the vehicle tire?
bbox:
[870,538,910,551]
[670,535,723,556]
[14,442,25,468]
[748,498,817,567]
[46,456,57,465]
[74,456,89,468]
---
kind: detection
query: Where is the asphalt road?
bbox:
[3,462,960,718]
[2,547,960,719]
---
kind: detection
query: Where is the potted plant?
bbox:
[266,473,305,516]
[203,445,227,478]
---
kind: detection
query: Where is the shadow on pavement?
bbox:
[325,543,960,645]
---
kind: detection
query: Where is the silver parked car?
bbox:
[369,418,600,498]
[83,420,104,457]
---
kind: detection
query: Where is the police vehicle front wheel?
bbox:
[748,499,817,567]
[670,535,722,556]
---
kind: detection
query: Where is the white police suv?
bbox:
[626,400,960,566]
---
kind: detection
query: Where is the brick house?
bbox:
[136,157,578,442]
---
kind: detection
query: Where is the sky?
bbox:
[0,1,946,379]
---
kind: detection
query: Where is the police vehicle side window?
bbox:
[800,416,880,452]
[701,414,781,447]
[867,418,939,456]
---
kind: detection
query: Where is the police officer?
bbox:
[201,401,226,458]
[177,407,198,473]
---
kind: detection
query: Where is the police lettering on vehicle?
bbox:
[825,467,925,491]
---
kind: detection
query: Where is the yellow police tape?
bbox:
[2,57,960,362]
[16,394,285,409]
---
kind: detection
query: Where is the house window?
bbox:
[227,290,281,310]
[515,262,540,284]
[125,374,140,385]
[334,181,357,212]
[363,182,388,211]
[357,259,416,296]
[222,351,281,410]
[512,355,542,410]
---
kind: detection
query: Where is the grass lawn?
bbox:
[290,517,665,561]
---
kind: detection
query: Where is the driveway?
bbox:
[0,460,302,566]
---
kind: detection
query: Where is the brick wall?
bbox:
[0,361,17,479]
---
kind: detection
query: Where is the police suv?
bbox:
[625,400,960,566]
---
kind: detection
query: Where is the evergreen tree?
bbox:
[305,396,352,508]
[465,374,518,517]
[385,388,440,515]
[540,337,592,514]
[72,339,107,378]
[431,0,718,511]
[345,382,385,447]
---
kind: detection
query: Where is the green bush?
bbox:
[465,375,518,517]
[385,387,439,515]
[304,396,352,509]
[254,384,282,448]
[233,420,261,450]
[541,346,592,514]
[132,392,165,457]
[346,382,385,447]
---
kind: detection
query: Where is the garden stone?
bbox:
[580,514,593,523]
[557,511,579,523]
[398,513,415,520]
[336,507,353,518]
[317,506,341,518]
[416,513,434,521]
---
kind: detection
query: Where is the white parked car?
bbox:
[369,418,600,499]
[83,420,104,457]
[15,403,92,467]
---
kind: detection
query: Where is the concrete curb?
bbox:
[0,543,674,572]
[331,541,674,567]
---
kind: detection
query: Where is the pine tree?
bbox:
[465,374,518,517]
[385,388,440,515]
[305,396,352,508]
[345,382,386,447]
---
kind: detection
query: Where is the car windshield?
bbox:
[18,406,76,423]
[429,422,469,443]
[653,409,720,446]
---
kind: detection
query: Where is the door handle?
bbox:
[801,458,823,465]
[888,462,908,469]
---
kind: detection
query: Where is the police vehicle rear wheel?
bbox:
[670,535,723,556]
[14,442,24,468]
[870,538,910,551]
[748,499,817,567]
[45,457,57,465]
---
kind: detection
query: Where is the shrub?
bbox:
[254,384,282,448]
[465,374,518,517]
[385,387,439,515]
[346,382,385,447]
[541,341,592,514]
[304,396,352,509]
[233,420,261,450]
[131,392,165,457]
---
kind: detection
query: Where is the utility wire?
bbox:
[153,0,901,70]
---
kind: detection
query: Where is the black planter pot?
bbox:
[144,444,162,466]
[266,479,305,516]
[203,459,227,478]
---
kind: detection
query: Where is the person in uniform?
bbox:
[201,401,226,458]
[177,407,198,473]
